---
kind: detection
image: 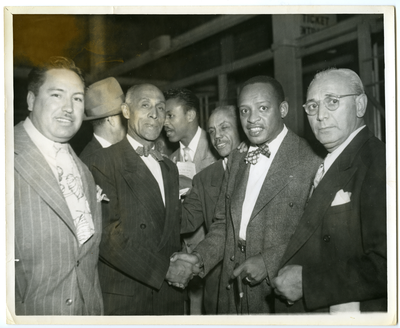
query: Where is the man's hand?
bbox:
[231,254,267,285]
[271,265,303,303]
[166,252,201,289]
[237,141,249,153]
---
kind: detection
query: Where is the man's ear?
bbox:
[355,94,367,118]
[279,101,289,119]
[27,91,35,112]
[107,116,115,127]
[121,103,130,120]
[186,108,197,122]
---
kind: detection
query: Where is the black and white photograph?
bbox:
[4,3,396,327]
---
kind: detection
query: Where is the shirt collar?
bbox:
[126,134,156,152]
[247,124,288,159]
[94,133,112,148]
[324,125,366,172]
[23,117,59,159]
[180,126,201,153]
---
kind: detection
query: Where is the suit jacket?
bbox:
[79,136,102,163]
[181,159,225,314]
[86,137,184,315]
[14,122,103,315]
[275,128,387,313]
[170,128,219,253]
[195,129,321,314]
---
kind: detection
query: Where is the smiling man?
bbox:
[85,84,194,315]
[14,57,103,315]
[172,76,321,314]
[272,68,387,314]
[179,105,242,314]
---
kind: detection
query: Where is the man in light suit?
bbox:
[80,77,126,163]
[181,105,242,314]
[272,68,387,313]
[14,57,103,315]
[86,84,197,315]
[164,88,219,314]
[172,76,321,314]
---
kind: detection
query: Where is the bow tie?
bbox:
[136,146,164,162]
[244,143,271,165]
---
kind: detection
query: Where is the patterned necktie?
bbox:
[136,146,164,161]
[183,146,192,162]
[244,143,271,165]
[308,163,325,199]
[54,143,95,245]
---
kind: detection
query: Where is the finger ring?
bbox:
[287,300,294,306]
[245,277,251,283]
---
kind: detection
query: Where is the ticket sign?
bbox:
[300,14,337,35]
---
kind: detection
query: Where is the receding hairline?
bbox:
[126,84,164,103]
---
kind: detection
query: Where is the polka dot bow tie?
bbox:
[136,146,164,162]
[244,143,271,165]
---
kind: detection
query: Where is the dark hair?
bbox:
[163,88,200,115]
[240,76,285,104]
[27,56,85,96]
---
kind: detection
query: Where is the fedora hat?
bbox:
[84,77,124,120]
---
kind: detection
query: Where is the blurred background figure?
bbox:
[80,77,127,164]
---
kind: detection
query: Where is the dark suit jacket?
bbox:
[14,122,103,315]
[195,129,321,314]
[181,159,225,314]
[275,128,387,313]
[86,137,184,315]
[79,135,102,163]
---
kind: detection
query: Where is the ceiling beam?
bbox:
[93,15,257,81]
[164,48,273,89]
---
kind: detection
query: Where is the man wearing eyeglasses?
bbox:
[272,68,387,314]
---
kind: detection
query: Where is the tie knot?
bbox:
[183,147,192,162]
[136,146,163,161]
[54,142,69,154]
[244,143,271,165]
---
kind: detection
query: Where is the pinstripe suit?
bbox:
[14,122,103,315]
[85,137,184,315]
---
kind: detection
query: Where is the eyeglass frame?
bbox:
[302,93,361,116]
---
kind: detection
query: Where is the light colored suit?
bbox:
[275,128,387,313]
[14,122,103,315]
[195,129,321,314]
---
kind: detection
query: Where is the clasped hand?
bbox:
[165,252,201,289]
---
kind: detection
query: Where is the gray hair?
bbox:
[308,68,365,95]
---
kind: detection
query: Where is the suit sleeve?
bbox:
[181,173,206,234]
[302,146,387,310]
[89,155,170,291]
[194,167,228,277]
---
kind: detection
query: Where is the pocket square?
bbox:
[331,189,351,206]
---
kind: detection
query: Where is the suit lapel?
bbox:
[230,153,251,232]
[250,131,298,221]
[280,128,371,265]
[120,139,166,232]
[157,160,179,250]
[14,123,77,237]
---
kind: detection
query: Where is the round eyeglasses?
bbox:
[303,94,360,116]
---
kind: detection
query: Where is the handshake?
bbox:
[165,252,202,289]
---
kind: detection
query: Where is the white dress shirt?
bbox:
[23,117,61,179]
[322,125,366,178]
[179,126,201,162]
[239,125,288,240]
[127,134,165,206]
[94,133,112,148]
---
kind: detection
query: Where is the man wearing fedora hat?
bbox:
[80,77,126,164]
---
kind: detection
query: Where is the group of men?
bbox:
[14,56,387,316]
